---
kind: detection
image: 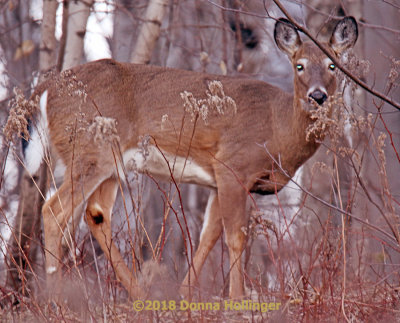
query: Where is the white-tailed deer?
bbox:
[22,17,357,300]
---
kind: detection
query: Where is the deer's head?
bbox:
[274,16,358,112]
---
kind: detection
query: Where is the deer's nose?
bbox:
[308,89,328,105]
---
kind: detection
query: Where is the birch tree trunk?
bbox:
[1,0,44,296]
[39,0,59,76]
[63,0,94,70]
[131,0,169,64]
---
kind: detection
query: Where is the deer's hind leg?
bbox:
[85,177,140,298]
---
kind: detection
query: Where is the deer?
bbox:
[20,16,357,300]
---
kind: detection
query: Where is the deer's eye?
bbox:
[329,63,336,71]
[296,64,304,72]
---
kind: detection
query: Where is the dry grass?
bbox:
[180,80,237,124]
[1,90,399,322]
[1,23,399,323]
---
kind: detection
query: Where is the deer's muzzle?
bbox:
[308,89,328,105]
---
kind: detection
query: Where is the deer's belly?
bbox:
[250,172,289,195]
[121,146,216,187]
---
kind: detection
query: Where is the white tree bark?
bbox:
[39,0,58,76]
[62,0,94,70]
[131,0,169,64]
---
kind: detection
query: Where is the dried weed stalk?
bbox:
[3,88,39,143]
[337,53,371,91]
[376,132,387,169]
[58,70,92,142]
[160,114,169,130]
[311,161,334,178]
[373,131,396,219]
[56,69,88,101]
[137,260,174,299]
[305,94,344,142]
[88,116,119,146]
[138,135,150,159]
[246,210,278,239]
[388,57,400,86]
[180,80,237,124]
[124,135,150,173]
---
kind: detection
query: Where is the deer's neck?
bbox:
[279,96,320,175]
[291,97,314,141]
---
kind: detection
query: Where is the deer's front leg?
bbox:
[216,175,249,299]
[42,161,116,301]
[42,192,69,299]
[180,190,223,298]
[86,178,140,299]
[42,180,95,299]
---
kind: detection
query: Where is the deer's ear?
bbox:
[274,18,302,57]
[329,16,358,55]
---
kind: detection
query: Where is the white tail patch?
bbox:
[24,90,49,175]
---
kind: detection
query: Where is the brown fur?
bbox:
[32,17,358,300]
